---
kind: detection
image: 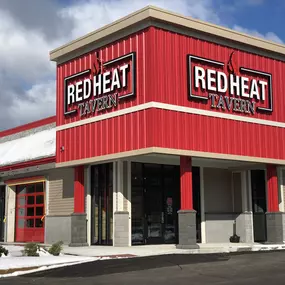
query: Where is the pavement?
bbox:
[61,243,285,257]
[3,250,285,284]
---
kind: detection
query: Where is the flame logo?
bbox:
[227,51,239,76]
[93,51,105,75]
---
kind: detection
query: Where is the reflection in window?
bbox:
[19,197,26,206]
[35,219,43,228]
[26,185,35,194]
[17,186,26,194]
[17,219,25,228]
[18,208,25,217]
[26,219,34,227]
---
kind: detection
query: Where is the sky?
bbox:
[0,0,284,131]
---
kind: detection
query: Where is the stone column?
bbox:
[236,212,253,243]
[236,171,253,243]
[177,156,198,249]
[114,211,129,247]
[113,161,130,247]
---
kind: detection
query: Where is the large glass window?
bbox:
[91,163,113,245]
[251,169,267,242]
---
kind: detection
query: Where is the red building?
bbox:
[1,6,285,247]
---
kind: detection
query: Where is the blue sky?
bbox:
[220,0,284,42]
[0,0,283,130]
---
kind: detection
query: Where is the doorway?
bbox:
[131,162,201,245]
[251,169,267,242]
[15,182,45,242]
[90,163,113,245]
[0,186,5,242]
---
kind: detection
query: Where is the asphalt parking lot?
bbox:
[2,251,285,285]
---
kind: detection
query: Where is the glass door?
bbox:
[192,167,201,243]
[15,182,45,242]
[143,164,164,244]
[251,169,267,242]
[162,165,180,244]
[91,163,113,245]
[131,163,201,245]
[0,186,5,242]
[131,163,145,245]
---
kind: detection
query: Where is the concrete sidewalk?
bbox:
[62,243,285,258]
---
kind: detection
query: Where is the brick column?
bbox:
[177,156,198,249]
[70,165,88,247]
[266,164,285,243]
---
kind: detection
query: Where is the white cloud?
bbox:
[60,0,221,39]
[0,0,283,130]
[233,25,283,44]
[9,80,56,127]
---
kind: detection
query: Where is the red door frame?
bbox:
[14,181,45,243]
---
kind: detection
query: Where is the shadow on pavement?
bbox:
[21,253,230,279]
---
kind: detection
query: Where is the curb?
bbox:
[63,253,137,259]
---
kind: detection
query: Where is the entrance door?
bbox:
[192,167,201,243]
[144,164,164,244]
[251,170,267,242]
[15,182,45,242]
[90,163,113,245]
[0,186,5,242]
[132,163,200,245]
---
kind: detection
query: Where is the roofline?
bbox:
[50,5,285,62]
[0,156,56,173]
[0,115,56,138]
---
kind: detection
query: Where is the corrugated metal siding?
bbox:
[56,26,285,164]
[57,109,151,163]
[48,168,74,215]
[57,28,150,127]
[148,27,285,122]
[151,109,285,159]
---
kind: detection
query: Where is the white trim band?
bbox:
[56,101,285,131]
[55,147,285,168]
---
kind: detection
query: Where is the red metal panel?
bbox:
[56,29,150,127]
[180,156,193,210]
[150,109,285,160]
[57,109,151,163]
[147,27,285,122]
[56,26,285,163]
[267,164,279,212]
[74,165,85,213]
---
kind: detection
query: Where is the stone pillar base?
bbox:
[236,212,254,243]
[265,212,285,244]
[176,210,199,249]
[114,211,130,247]
[69,213,88,247]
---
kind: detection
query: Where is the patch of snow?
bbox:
[0,255,98,271]
[0,128,56,166]
[0,257,99,278]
